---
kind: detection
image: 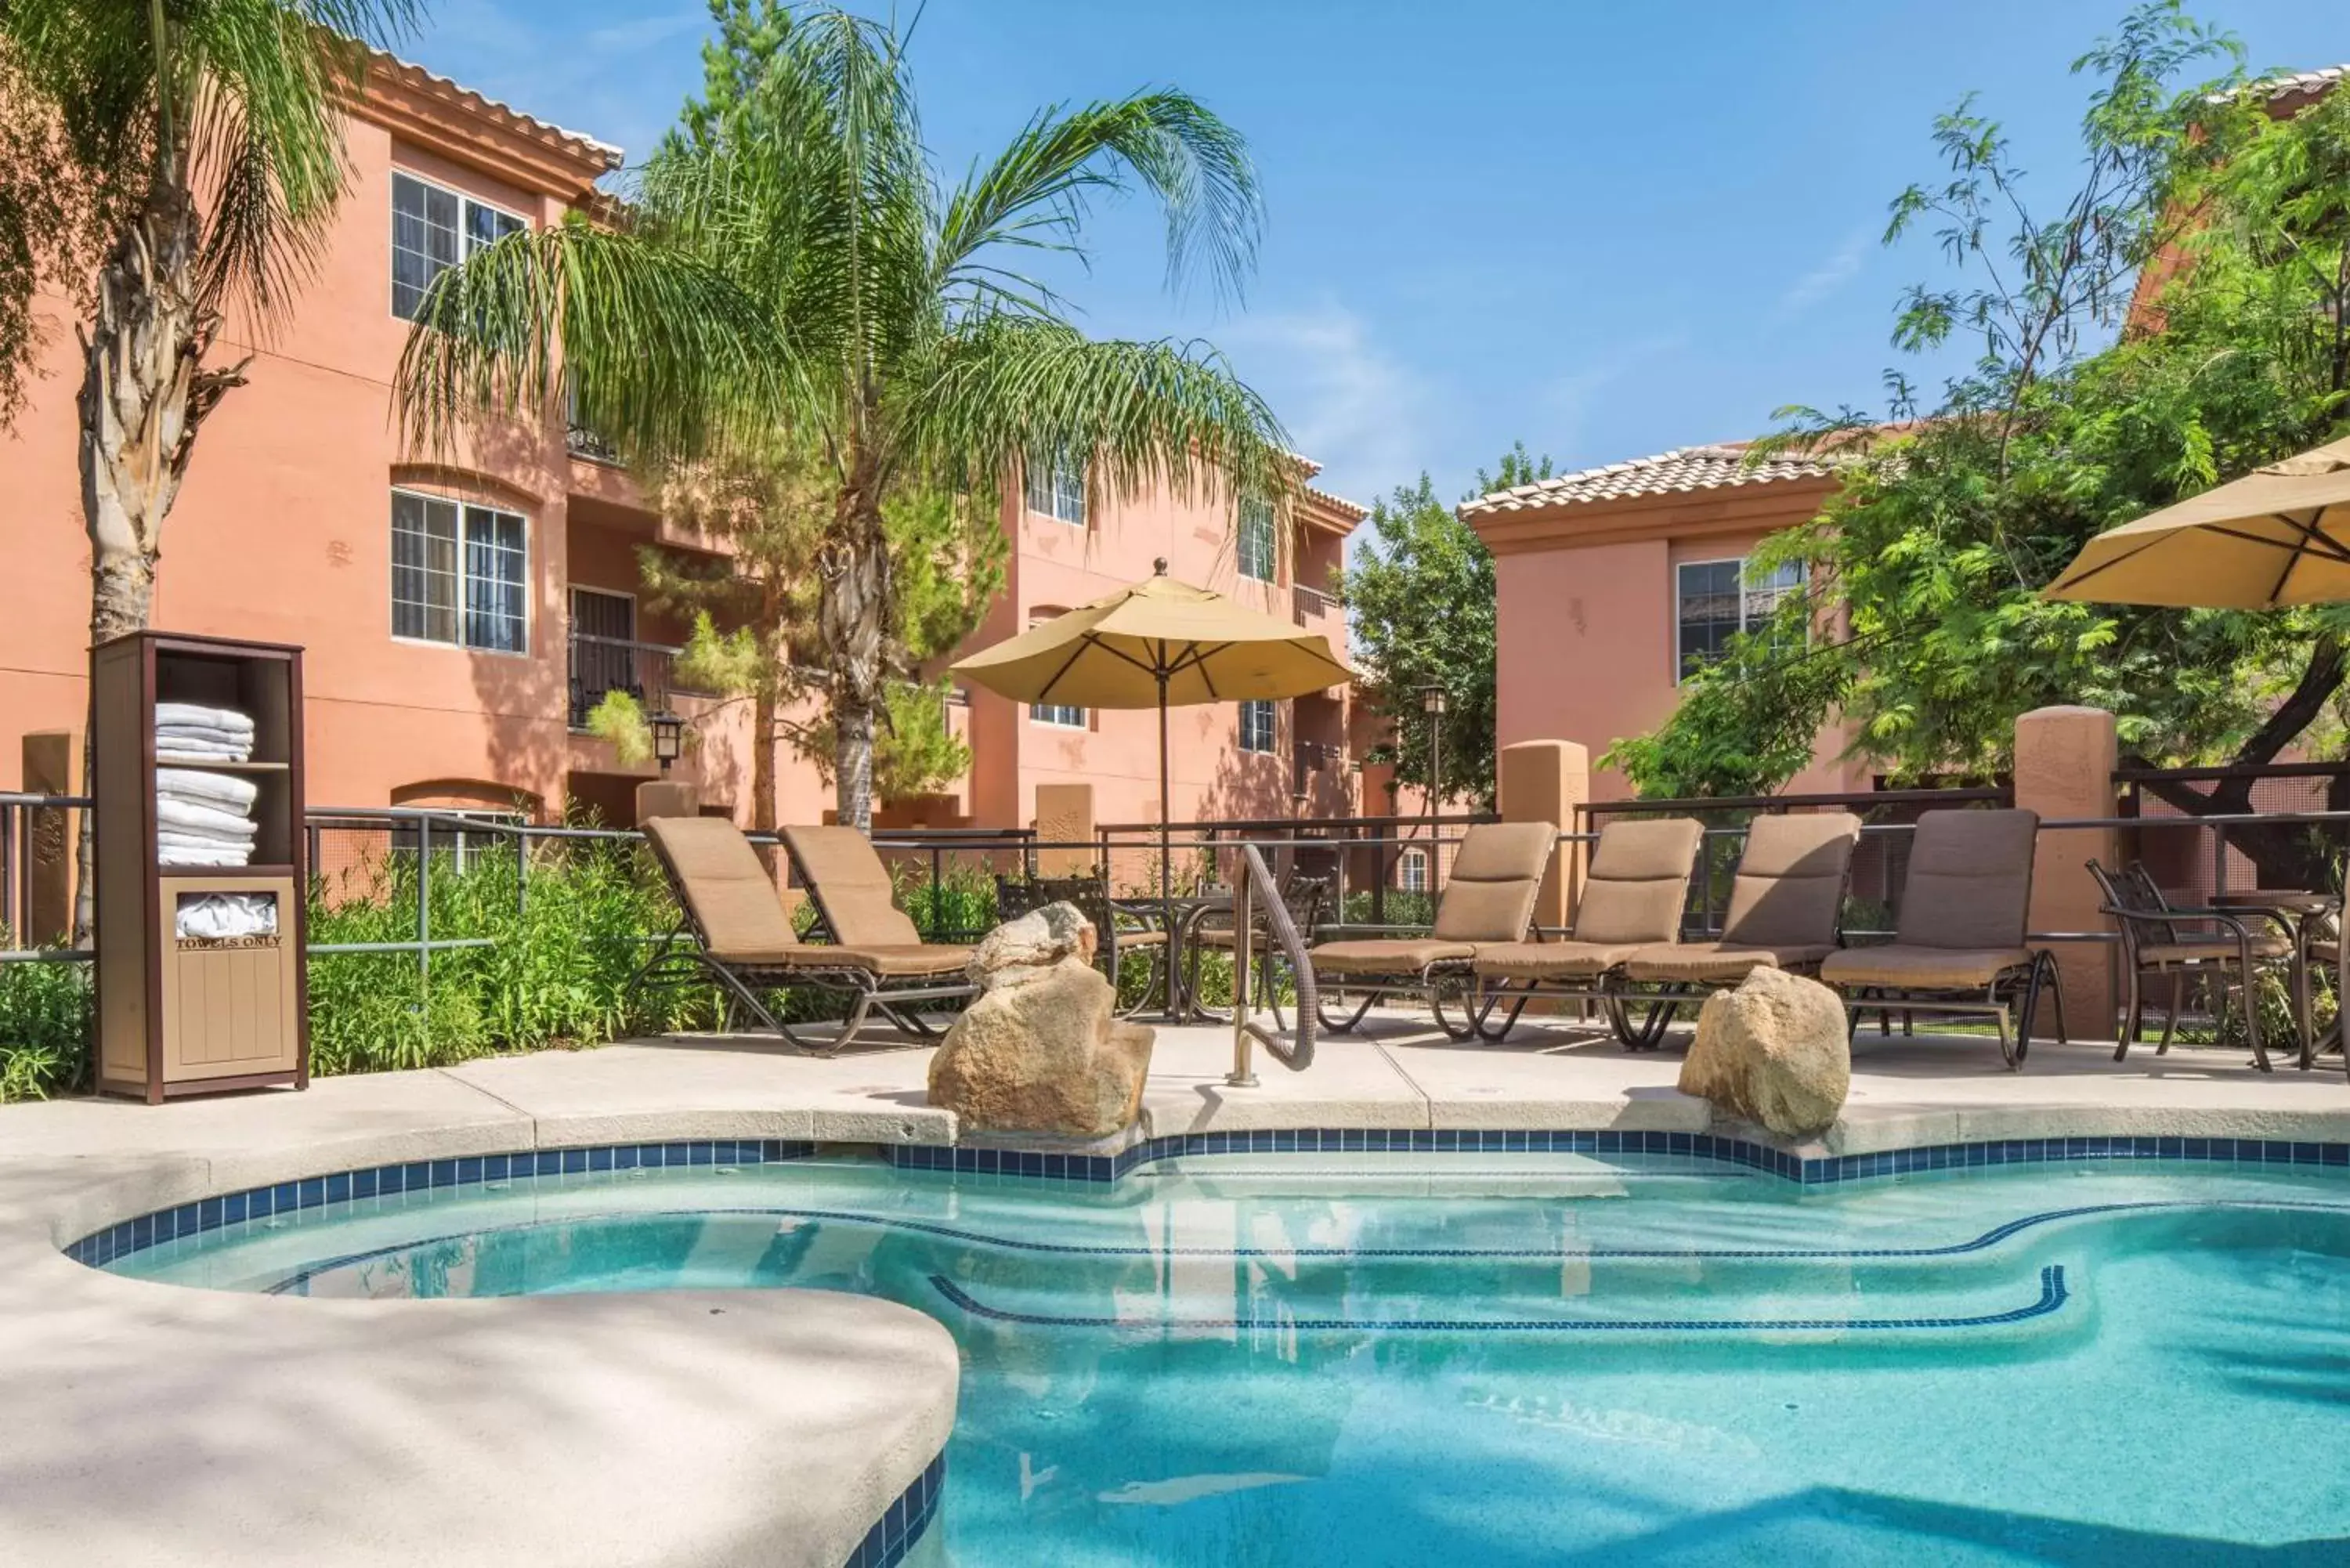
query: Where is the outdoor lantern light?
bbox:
[649,710,685,773]
[1418,685,1447,818]
[1419,684,1448,717]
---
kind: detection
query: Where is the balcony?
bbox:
[569,631,691,729]
[1292,582,1340,626]
[566,421,621,466]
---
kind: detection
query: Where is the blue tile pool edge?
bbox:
[885,1126,2350,1187]
[844,1449,944,1568]
[64,1138,822,1269]
[63,1129,2350,1269]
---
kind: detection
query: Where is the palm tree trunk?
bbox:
[69,181,245,940]
[751,688,778,833]
[820,465,891,833]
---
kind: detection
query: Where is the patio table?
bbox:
[1154,891,1235,1022]
[2213,889,2340,1068]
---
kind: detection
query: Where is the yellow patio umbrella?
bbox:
[951,558,1355,901]
[2044,435,2350,606]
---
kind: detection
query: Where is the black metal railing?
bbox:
[1292,582,1340,623]
[566,421,620,465]
[568,631,689,729]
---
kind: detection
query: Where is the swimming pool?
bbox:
[103,1148,2350,1566]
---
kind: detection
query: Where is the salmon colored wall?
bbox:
[1486,506,1869,802]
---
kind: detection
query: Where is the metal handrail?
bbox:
[1226,843,1314,1084]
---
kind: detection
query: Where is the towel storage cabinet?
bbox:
[93,630,309,1102]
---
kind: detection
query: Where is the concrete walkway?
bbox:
[4,1010,2346,1566]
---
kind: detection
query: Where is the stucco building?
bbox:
[1462,442,1869,801]
[0,56,1365,839]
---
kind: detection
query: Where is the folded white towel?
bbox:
[156,703,255,735]
[157,798,258,839]
[157,768,259,813]
[159,844,252,869]
[158,828,253,851]
[155,738,251,762]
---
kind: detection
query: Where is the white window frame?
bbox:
[1029,701,1086,729]
[392,169,528,321]
[1024,460,1087,527]
[1238,698,1277,753]
[1397,847,1430,893]
[1238,497,1278,583]
[391,486,532,656]
[1674,555,1804,683]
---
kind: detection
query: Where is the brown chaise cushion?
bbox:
[1719,812,1862,948]
[1430,822,1559,943]
[1311,938,1477,974]
[644,816,801,955]
[721,942,975,978]
[1570,818,1704,946]
[1473,941,1640,979]
[782,825,926,947]
[1819,945,2033,989]
[1620,941,1839,982]
[1893,809,2039,950]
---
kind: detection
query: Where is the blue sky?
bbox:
[418,0,2348,511]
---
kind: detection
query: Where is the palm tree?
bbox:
[0,0,414,933]
[397,3,1293,830]
[0,0,414,645]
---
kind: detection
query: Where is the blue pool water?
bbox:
[107,1151,2350,1566]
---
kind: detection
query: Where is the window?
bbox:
[390,809,525,873]
[392,490,529,653]
[1676,557,1805,680]
[1024,459,1086,526]
[1238,497,1277,583]
[1397,847,1429,893]
[1238,699,1276,753]
[392,172,525,320]
[1030,701,1085,728]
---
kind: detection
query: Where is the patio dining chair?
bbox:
[1187,872,1330,1028]
[2088,858,2294,1070]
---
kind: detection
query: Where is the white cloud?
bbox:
[1772,226,1872,322]
[1220,301,1435,506]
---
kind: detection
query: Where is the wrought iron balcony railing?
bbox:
[568,630,690,730]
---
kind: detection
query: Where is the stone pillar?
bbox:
[1499,739,1589,932]
[634,779,701,822]
[20,731,81,946]
[2012,705,2118,1043]
[1033,783,1094,876]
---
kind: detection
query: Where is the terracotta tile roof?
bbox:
[1303,482,1368,524]
[379,52,625,170]
[2250,63,2350,103]
[1457,443,1835,518]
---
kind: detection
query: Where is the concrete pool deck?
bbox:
[4,1010,2347,1565]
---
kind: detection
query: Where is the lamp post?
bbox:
[1418,684,1447,824]
[649,711,684,775]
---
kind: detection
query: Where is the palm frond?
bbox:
[937,90,1264,311]
[902,313,1293,518]
[396,220,794,469]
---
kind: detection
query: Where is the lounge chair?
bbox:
[637,816,977,1053]
[2089,858,2294,1070]
[1817,807,2063,1068]
[1307,821,1558,1039]
[1469,818,1706,1046]
[1607,811,1864,1042]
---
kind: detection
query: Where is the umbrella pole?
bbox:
[1159,670,1175,1021]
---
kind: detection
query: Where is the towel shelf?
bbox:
[95,630,309,1104]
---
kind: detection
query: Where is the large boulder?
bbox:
[929,909,1152,1138]
[1678,966,1850,1140]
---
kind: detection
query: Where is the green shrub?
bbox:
[0,949,91,1100]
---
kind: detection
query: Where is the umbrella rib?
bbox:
[1036,634,1101,703]
[2049,533,2169,591]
